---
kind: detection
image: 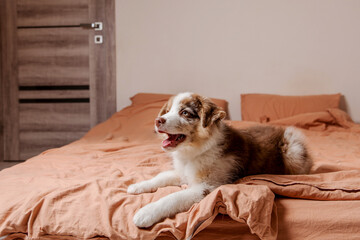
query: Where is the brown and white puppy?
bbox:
[128,92,312,228]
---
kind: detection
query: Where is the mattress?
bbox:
[1,95,360,240]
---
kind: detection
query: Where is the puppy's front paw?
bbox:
[127,182,155,194]
[127,183,144,194]
[133,203,162,228]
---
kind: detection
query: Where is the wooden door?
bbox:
[0,0,116,161]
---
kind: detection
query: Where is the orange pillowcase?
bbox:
[241,93,341,122]
[130,93,230,119]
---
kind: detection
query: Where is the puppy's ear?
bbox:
[201,99,226,128]
[158,96,174,116]
[159,102,168,116]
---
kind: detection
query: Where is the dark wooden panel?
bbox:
[19,131,87,160]
[0,0,3,161]
[1,0,116,161]
[0,161,20,170]
[17,27,89,86]
[19,90,90,99]
[17,0,89,27]
[1,0,19,161]
[19,103,90,132]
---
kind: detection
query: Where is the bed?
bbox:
[1,92,360,240]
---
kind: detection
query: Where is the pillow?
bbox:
[130,93,230,119]
[130,93,172,105]
[241,93,341,122]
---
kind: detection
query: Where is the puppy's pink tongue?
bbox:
[162,139,172,148]
[162,134,177,148]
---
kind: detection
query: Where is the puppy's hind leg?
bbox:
[133,184,208,228]
[127,170,181,194]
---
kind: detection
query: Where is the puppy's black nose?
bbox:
[155,117,166,127]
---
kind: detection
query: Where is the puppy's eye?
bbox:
[181,110,191,117]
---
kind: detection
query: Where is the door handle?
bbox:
[18,22,103,30]
[80,22,103,31]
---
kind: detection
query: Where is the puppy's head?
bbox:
[155,92,226,151]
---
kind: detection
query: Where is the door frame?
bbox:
[0,0,116,161]
[89,0,117,126]
[0,0,19,162]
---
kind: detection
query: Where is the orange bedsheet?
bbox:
[1,101,360,240]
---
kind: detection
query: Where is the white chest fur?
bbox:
[171,145,233,187]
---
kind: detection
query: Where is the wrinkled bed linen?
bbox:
[1,105,360,240]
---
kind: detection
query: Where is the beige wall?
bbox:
[115,0,360,122]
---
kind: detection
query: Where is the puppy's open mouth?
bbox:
[162,133,186,148]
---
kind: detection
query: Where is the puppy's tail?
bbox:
[281,127,312,174]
